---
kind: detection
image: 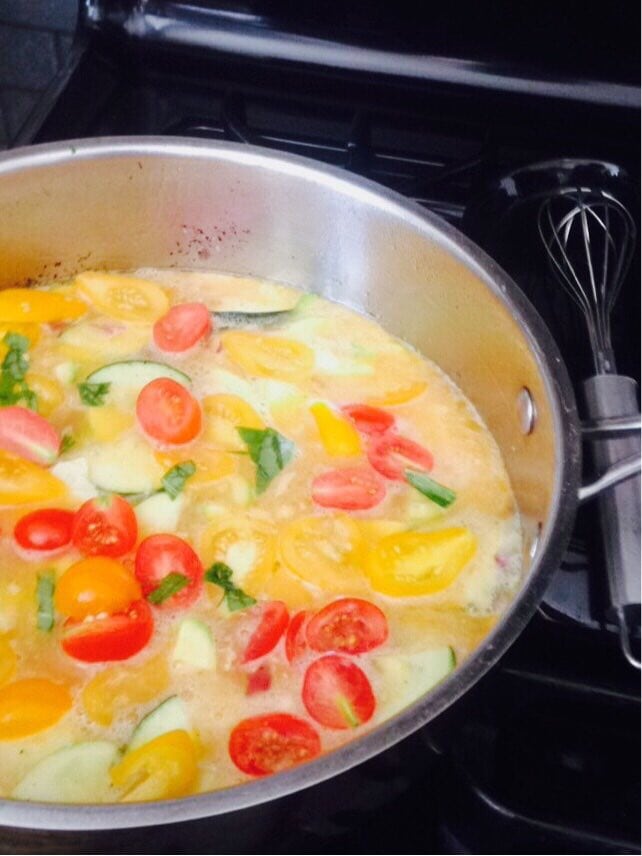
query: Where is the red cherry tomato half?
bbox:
[306,598,388,655]
[341,404,395,436]
[311,466,386,511]
[136,378,202,445]
[302,654,376,730]
[246,663,272,696]
[0,406,60,466]
[241,601,289,664]
[61,599,153,663]
[367,433,433,481]
[285,610,311,663]
[153,303,212,353]
[14,508,74,553]
[229,713,321,776]
[72,494,137,558]
[135,534,203,610]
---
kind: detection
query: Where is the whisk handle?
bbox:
[582,375,641,619]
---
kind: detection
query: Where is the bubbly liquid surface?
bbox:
[0,269,522,800]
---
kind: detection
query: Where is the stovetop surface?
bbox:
[5,4,640,852]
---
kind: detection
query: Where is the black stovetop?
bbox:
[5,3,640,853]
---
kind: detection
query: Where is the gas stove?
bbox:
[6,3,640,853]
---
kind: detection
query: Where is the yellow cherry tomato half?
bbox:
[55,556,142,620]
[82,653,170,727]
[25,373,65,417]
[0,451,67,505]
[86,405,134,443]
[279,514,367,594]
[366,379,428,407]
[0,289,87,324]
[0,636,17,687]
[222,331,314,381]
[110,730,198,801]
[245,562,314,609]
[0,324,40,362]
[202,393,265,452]
[75,272,169,323]
[0,678,72,740]
[200,517,276,581]
[366,528,477,597]
[310,402,362,457]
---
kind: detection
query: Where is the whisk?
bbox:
[538,187,636,375]
[538,184,641,667]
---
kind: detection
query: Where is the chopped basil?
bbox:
[0,331,37,409]
[237,427,295,494]
[405,469,456,508]
[204,562,256,612]
[147,572,190,605]
[162,460,196,499]
[36,571,56,632]
[77,381,110,407]
[59,433,75,454]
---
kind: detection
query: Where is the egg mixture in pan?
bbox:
[0,270,521,802]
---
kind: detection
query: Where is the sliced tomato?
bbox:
[367,433,433,481]
[311,467,385,511]
[246,663,272,696]
[229,713,321,776]
[14,508,74,553]
[341,404,395,436]
[0,406,60,466]
[302,654,375,730]
[306,598,388,655]
[153,303,212,353]
[241,601,289,664]
[136,378,202,445]
[135,534,203,610]
[55,557,142,620]
[285,610,311,663]
[72,494,137,558]
[61,600,153,663]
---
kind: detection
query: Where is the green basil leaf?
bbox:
[0,331,37,408]
[77,381,111,407]
[237,427,295,494]
[59,433,75,454]
[36,571,56,632]
[162,460,196,499]
[204,561,256,612]
[147,572,190,605]
[405,469,456,508]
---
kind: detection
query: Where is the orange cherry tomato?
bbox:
[153,303,212,353]
[136,378,202,445]
[229,713,321,776]
[55,556,142,620]
[0,678,72,740]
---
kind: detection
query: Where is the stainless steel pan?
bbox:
[0,138,627,831]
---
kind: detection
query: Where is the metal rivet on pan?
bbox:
[517,387,537,435]
[529,522,543,560]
